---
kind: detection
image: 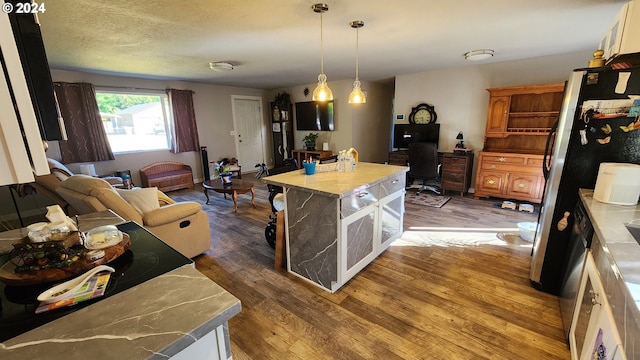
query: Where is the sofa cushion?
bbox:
[116,187,161,215]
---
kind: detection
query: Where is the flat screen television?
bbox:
[295,101,334,131]
[393,124,440,149]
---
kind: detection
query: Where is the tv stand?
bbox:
[291,149,333,168]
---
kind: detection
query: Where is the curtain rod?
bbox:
[54,83,194,94]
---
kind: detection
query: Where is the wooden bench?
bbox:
[139,162,194,192]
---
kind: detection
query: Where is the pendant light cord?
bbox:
[320,11,324,74]
[355,26,359,80]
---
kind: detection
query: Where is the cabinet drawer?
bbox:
[341,184,379,218]
[378,175,405,198]
[443,163,466,174]
[526,157,543,167]
[480,162,540,174]
[480,154,525,165]
[443,156,468,166]
[443,171,465,183]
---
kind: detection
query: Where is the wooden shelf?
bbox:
[506,127,552,134]
[508,111,559,118]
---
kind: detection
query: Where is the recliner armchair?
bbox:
[56,175,210,258]
[408,142,441,195]
[32,158,123,215]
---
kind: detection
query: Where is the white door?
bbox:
[232,96,265,172]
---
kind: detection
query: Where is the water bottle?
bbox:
[346,153,354,172]
[338,150,346,172]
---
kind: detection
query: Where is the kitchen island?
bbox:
[263,162,408,293]
[0,211,241,359]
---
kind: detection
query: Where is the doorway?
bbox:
[232,96,266,173]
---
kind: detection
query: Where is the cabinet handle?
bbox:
[358,192,369,198]
[392,179,399,184]
[518,183,525,188]
[490,164,496,169]
[487,179,496,185]
[498,157,507,162]
[589,289,601,305]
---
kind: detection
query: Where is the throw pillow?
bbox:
[116,187,160,215]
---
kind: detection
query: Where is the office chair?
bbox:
[407,142,441,195]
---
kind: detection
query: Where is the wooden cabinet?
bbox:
[474,151,544,203]
[476,83,564,203]
[441,152,474,197]
[291,149,332,168]
[484,83,565,152]
[270,102,294,167]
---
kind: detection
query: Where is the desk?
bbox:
[291,149,333,168]
[388,150,474,197]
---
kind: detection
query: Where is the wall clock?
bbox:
[409,103,437,124]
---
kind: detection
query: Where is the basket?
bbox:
[517,222,537,242]
[314,162,338,173]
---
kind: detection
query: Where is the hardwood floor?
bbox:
[169,177,570,359]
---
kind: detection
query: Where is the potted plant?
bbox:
[214,161,233,184]
[274,91,291,110]
[303,132,319,151]
[274,91,291,120]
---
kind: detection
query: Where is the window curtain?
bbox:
[168,89,200,153]
[54,82,114,163]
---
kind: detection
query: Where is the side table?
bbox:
[441,152,474,197]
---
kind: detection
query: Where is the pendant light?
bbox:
[348,20,366,104]
[312,3,333,102]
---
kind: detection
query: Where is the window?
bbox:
[95,90,171,153]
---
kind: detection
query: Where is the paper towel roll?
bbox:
[322,142,329,151]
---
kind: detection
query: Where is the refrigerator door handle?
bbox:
[543,120,558,180]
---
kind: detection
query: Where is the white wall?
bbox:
[48,69,266,185]
[267,78,394,164]
[394,50,593,189]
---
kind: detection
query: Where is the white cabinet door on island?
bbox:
[263,163,408,293]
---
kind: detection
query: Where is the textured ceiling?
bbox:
[38,0,627,89]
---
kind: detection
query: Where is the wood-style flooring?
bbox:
[169,176,570,360]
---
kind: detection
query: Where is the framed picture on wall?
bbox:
[272,122,281,132]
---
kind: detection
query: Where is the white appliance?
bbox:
[593,162,640,205]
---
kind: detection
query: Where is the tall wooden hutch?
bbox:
[474,83,565,203]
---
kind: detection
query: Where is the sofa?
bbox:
[140,162,194,192]
[56,175,210,258]
[31,158,123,215]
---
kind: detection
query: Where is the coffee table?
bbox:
[202,179,256,212]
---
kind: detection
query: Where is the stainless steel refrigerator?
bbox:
[530,66,640,296]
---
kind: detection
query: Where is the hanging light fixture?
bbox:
[348,20,366,104]
[312,3,333,102]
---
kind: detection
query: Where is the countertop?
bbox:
[0,210,126,255]
[262,162,408,198]
[0,210,242,359]
[0,264,241,359]
[579,189,640,307]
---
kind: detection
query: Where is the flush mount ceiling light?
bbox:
[209,62,234,72]
[464,49,494,61]
[348,20,366,104]
[312,3,333,102]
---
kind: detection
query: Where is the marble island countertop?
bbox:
[579,190,640,302]
[0,264,241,359]
[262,162,408,198]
